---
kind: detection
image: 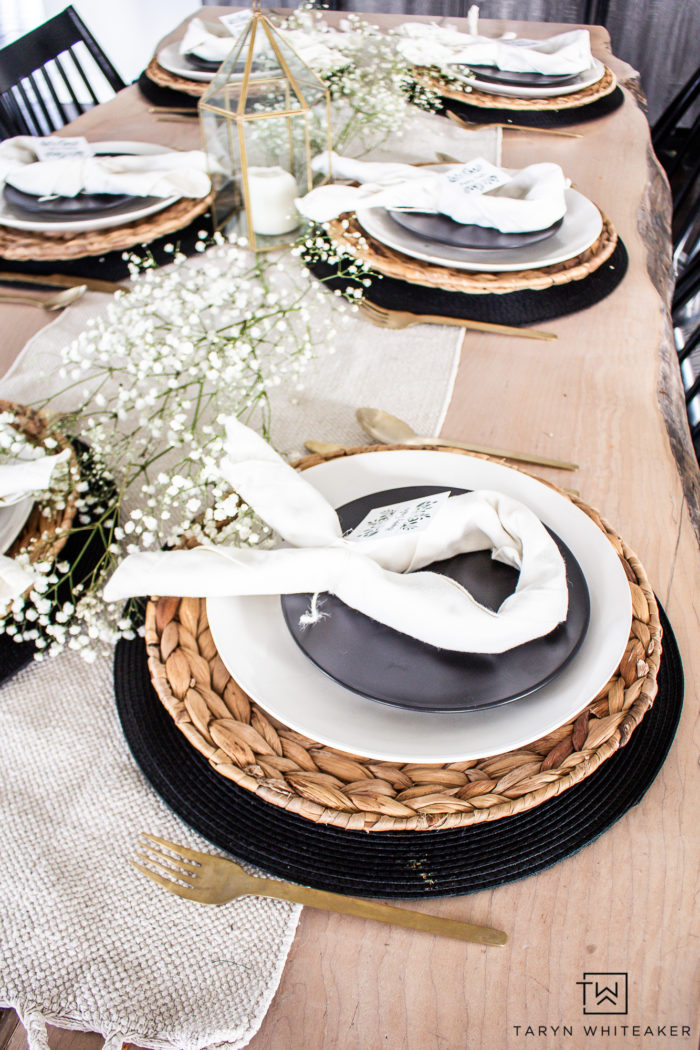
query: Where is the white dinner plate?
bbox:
[0,142,180,235]
[207,451,632,763]
[157,42,218,83]
[157,42,273,84]
[450,57,606,98]
[356,187,603,273]
[0,497,33,554]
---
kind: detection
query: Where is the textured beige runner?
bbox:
[0,113,498,1050]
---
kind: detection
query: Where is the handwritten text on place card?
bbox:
[219,10,253,34]
[347,491,451,541]
[33,137,91,162]
[445,158,509,196]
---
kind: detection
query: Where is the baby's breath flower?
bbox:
[2,234,356,660]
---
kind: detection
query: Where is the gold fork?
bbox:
[446,110,582,139]
[358,300,556,341]
[133,833,507,947]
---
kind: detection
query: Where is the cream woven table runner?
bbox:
[0,114,499,1050]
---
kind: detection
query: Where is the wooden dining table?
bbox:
[0,10,697,1050]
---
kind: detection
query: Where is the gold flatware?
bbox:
[148,106,198,115]
[154,116,200,124]
[356,406,578,472]
[358,300,556,342]
[133,833,507,947]
[0,285,87,311]
[305,439,348,454]
[446,110,582,139]
[0,271,125,294]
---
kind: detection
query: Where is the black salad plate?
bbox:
[3,183,135,217]
[183,52,223,73]
[387,209,563,250]
[459,64,582,89]
[280,486,590,712]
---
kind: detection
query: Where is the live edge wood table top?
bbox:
[0,11,697,1050]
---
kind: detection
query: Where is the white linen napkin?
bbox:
[104,418,568,654]
[179,15,246,61]
[0,446,71,601]
[0,446,71,505]
[0,137,211,199]
[0,555,35,600]
[396,24,592,76]
[297,154,568,232]
[179,15,347,75]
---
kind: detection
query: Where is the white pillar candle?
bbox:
[245,166,300,236]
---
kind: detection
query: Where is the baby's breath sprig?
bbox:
[279,8,442,156]
[1,233,361,659]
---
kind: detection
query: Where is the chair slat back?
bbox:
[0,5,125,138]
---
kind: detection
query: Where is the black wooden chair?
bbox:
[672,236,700,462]
[0,6,125,139]
[652,64,700,259]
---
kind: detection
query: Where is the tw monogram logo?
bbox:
[577,973,629,1015]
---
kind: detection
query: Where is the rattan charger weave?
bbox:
[144,444,661,833]
[0,195,213,261]
[421,65,617,112]
[0,400,77,568]
[146,56,208,99]
[327,213,618,295]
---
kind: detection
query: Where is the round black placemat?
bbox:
[137,71,200,109]
[0,209,215,284]
[307,238,628,326]
[387,209,563,250]
[439,84,624,128]
[281,485,589,712]
[114,602,682,899]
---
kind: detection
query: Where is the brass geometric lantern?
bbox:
[199,1,333,251]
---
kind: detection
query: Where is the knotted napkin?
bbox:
[396,24,592,76]
[0,446,70,505]
[297,154,568,232]
[179,15,347,75]
[0,138,211,199]
[0,446,71,600]
[104,418,568,654]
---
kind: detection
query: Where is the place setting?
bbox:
[141,8,341,108]
[107,417,681,899]
[396,19,624,128]
[298,152,628,327]
[0,398,128,685]
[0,135,213,276]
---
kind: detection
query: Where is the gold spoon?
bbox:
[0,285,87,311]
[356,407,578,471]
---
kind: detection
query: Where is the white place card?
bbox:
[347,491,451,542]
[445,158,509,197]
[33,137,91,162]
[219,10,252,35]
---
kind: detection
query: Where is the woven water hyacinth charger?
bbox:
[0,195,212,261]
[0,401,79,680]
[145,56,209,98]
[140,444,662,834]
[326,213,618,296]
[423,65,618,112]
[308,211,628,325]
[0,400,77,566]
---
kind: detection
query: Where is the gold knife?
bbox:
[0,271,127,294]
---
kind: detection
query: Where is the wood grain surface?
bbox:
[0,12,697,1050]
